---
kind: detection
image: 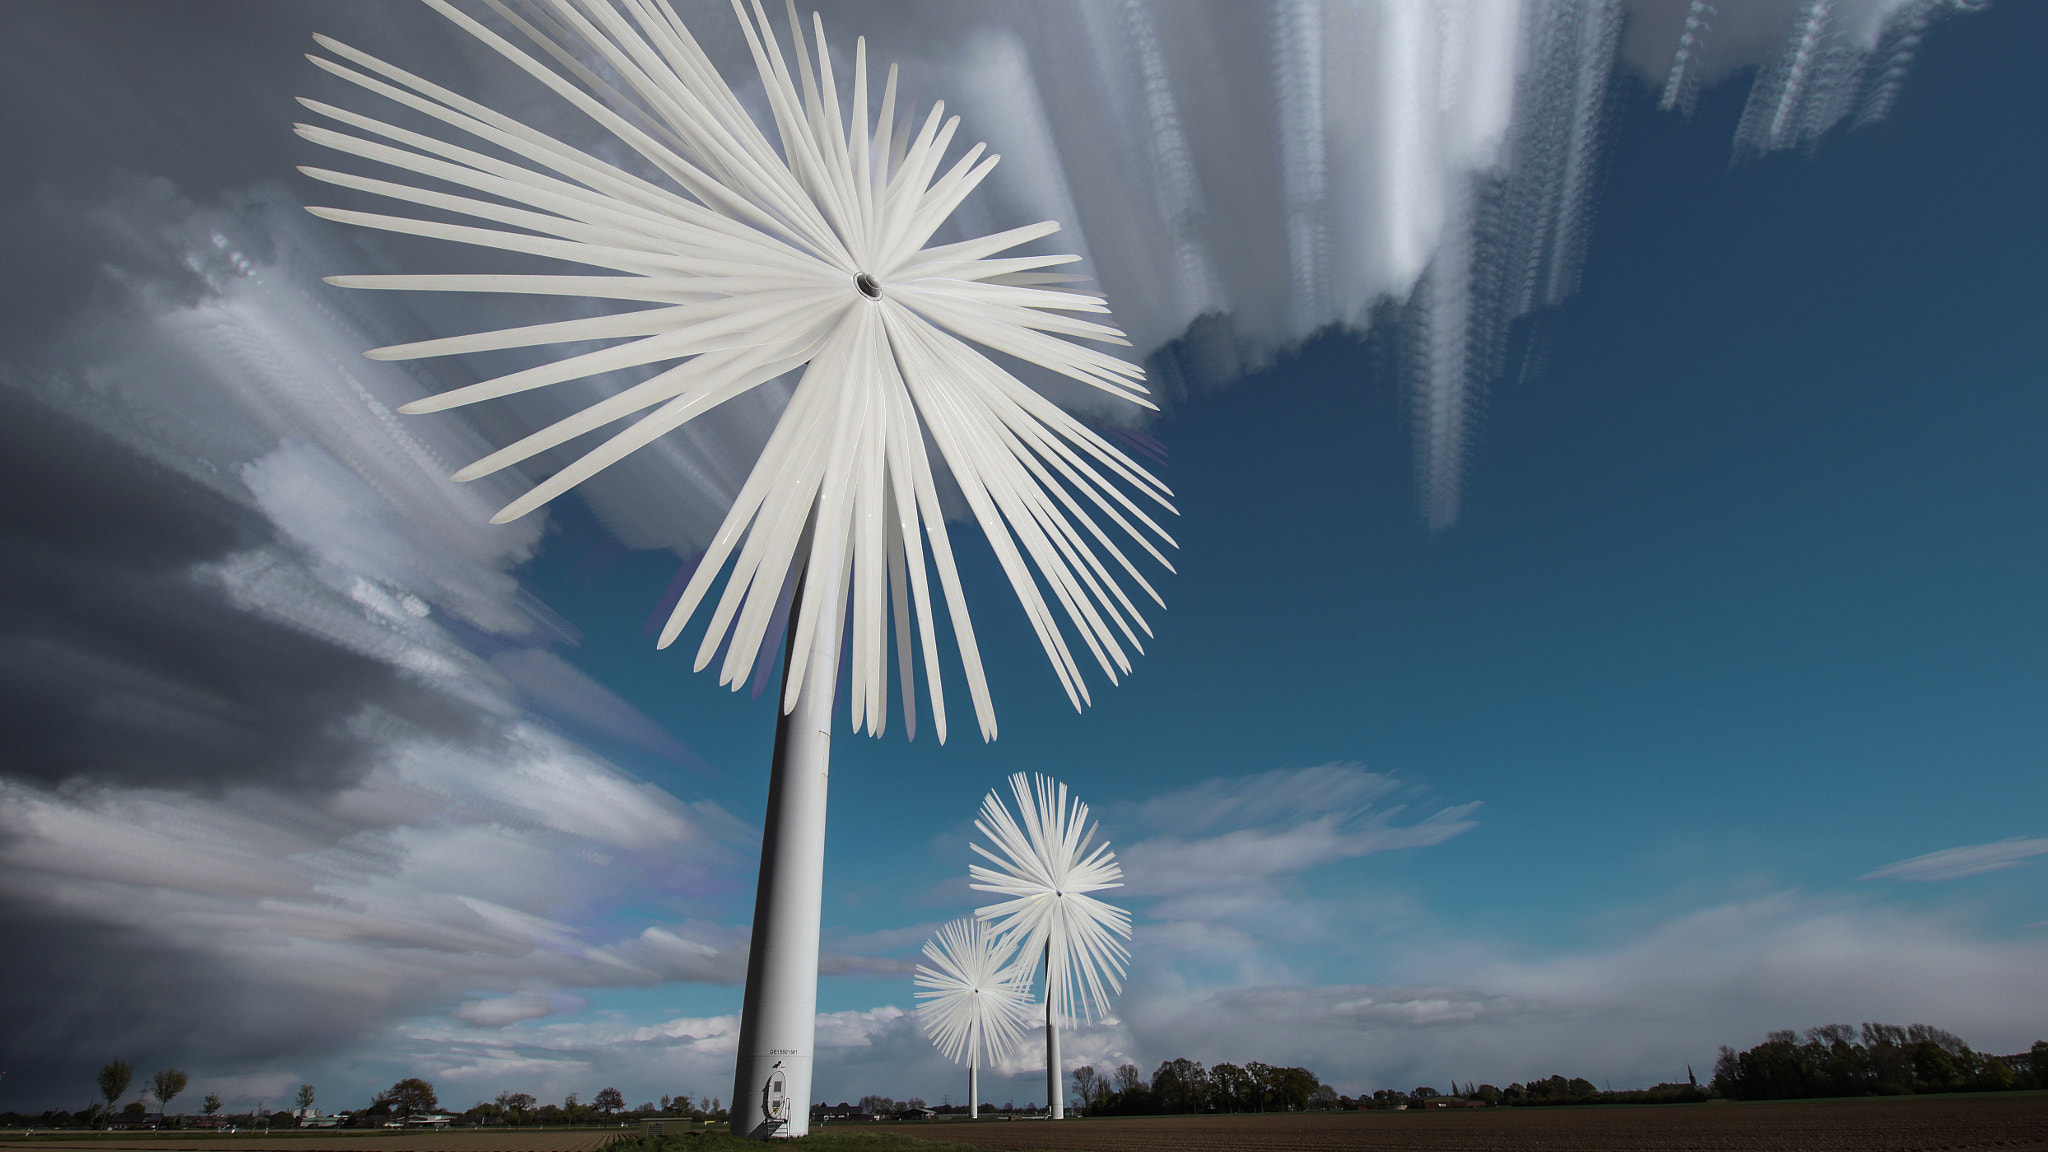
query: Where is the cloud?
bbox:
[1107,893,2048,1094]
[1118,764,1480,901]
[0,388,462,795]
[0,0,2006,1117]
[274,890,2048,1109]
[0,175,773,1108]
[0,727,760,1107]
[489,647,697,767]
[1859,837,2048,883]
[454,993,586,1029]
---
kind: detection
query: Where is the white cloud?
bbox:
[489,647,695,765]
[283,890,2048,1108]
[454,992,585,1028]
[1118,764,1479,900]
[0,0,2003,1114]
[1859,837,2048,883]
[1109,893,2048,1094]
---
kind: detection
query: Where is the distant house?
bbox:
[895,1108,937,1121]
[404,1114,456,1128]
[811,1103,874,1122]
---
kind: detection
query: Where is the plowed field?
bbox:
[884,1096,2048,1151]
[2,1131,635,1152]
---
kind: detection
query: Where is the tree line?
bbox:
[1711,1023,2047,1101]
[1070,1059,1337,1114]
[15,1018,2040,1131]
[0,1070,731,1131]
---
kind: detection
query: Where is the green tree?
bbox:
[593,1087,624,1114]
[496,1091,534,1126]
[294,1085,315,1114]
[202,1093,222,1118]
[1273,1067,1320,1110]
[1244,1062,1278,1111]
[379,1079,437,1117]
[1911,1040,1963,1092]
[1151,1058,1209,1113]
[1209,1064,1252,1112]
[150,1069,188,1119]
[98,1060,134,1128]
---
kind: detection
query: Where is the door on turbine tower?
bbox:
[763,1067,790,1123]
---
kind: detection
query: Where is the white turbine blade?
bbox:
[311,0,1171,749]
[897,253,1087,285]
[295,66,805,266]
[490,335,822,523]
[677,322,856,662]
[402,289,834,414]
[885,507,916,741]
[323,273,714,304]
[898,221,1063,272]
[915,917,1033,1067]
[970,773,1131,1024]
[878,360,950,744]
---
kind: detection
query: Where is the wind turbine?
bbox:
[914,917,1035,1120]
[971,772,1131,1120]
[295,0,1171,1138]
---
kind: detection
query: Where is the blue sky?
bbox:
[1,0,2043,1119]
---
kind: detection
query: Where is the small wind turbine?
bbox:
[971,772,1131,1119]
[296,0,1171,1138]
[914,917,1035,1120]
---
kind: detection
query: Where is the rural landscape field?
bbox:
[0,1132,634,1152]
[871,1098,2048,1152]
[8,1097,2048,1152]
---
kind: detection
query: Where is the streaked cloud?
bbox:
[0,0,2006,1117]
[1110,893,2048,1093]
[1860,837,2048,883]
[1119,764,1480,900]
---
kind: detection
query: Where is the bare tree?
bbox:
[294,1085,315,1115]
[593,1087,624,1114]
[1071,1066,1100,1112]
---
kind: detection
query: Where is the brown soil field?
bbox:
[0,1131,637,1152]
[877,1095,2048,1152]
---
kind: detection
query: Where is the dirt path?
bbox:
[878,1095,2048,1151]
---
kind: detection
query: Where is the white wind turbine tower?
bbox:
[914,917,1036,1120]
[971,772,1131,1120]
[294,0,1173,1139]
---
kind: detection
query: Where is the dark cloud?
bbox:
[0,386,478,793]
[0,896,389,1112]
[0,1,473,350]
